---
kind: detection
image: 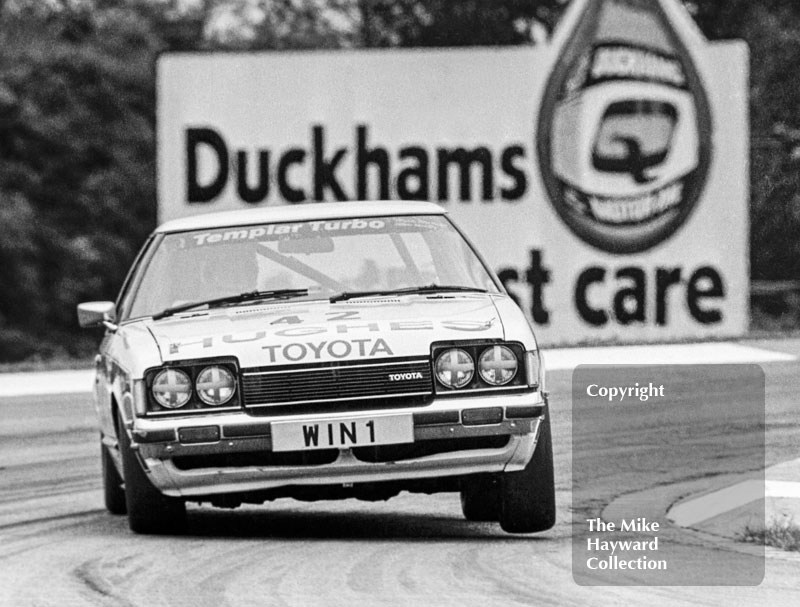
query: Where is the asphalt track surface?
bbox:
[1,339,799,606]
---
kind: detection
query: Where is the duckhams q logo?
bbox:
[537,0,713,254]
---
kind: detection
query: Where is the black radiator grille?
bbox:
[241,358,433,410]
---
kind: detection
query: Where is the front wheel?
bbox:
[101,438,126,515]
[498,415,556,534]
[117,417,186,534]
[460,476,499,522]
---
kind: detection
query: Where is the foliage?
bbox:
[697,2,800,280]
[359,0,561,47]
[740,517,800,552]
[0,4,158,359]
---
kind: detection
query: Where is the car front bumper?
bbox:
[130,391,546,498]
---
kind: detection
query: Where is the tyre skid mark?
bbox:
[0,509,105,532]
[73,559,138,607]
[0,480,99,504]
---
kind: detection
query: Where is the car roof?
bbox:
[156,200,446,233]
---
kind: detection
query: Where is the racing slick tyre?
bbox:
[498,415,556,534]
[117,417,186,534]
[101,438,127,515]
[460,476,500,522]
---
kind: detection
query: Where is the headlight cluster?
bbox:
[433,342,535,392]
[152,368,192,409]
[478,345,519,385]
[435,348,475,389]
[146,360,239,414]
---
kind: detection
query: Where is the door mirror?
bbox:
[77,301,116,329]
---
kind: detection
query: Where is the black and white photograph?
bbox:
[0,0,798,604]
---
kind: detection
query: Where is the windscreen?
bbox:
[125,215,499,320]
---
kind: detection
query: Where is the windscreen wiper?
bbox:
[152,288,309,321]
[329,284,488,303]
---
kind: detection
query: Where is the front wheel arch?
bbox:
[498,415,556,534]
[110,397,122,441]
[116,409,186,534]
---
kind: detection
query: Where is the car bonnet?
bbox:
[145,294,507,367]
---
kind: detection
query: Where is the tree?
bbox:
[360,0,561,47]
[0,4,159,360]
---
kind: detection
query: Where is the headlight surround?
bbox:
[478,345,518,386]
[435,348,475,389]
[196,365,236,406]
[431,341,530,394]
[151,368,192,409]
[526,350,543,391]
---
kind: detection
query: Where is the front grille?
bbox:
[241,358,433,412]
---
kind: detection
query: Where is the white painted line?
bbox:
[668,480,764,527]
[545,342,795,370]
[766,481,800,499]
[0,370,94,397]
[668,480,800,527]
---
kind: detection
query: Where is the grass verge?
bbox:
[0,355,95,374]
[739,518,800,552]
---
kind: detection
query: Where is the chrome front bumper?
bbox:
[130,392,546,498]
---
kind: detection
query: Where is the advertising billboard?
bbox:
[157,0,748,346]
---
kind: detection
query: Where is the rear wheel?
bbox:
[117,417,186,534]
[101,438,126,515]
[498,415,556,534]
[460,476,499,522]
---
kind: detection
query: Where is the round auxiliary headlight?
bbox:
[478,345,518,386]
[196,366,236,406]
[152,368,192,409]
[435,348,474,389]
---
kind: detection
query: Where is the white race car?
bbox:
[78,201,554,534]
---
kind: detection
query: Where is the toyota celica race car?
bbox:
[77,200,554,535]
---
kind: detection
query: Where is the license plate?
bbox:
[271,414,414,452]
